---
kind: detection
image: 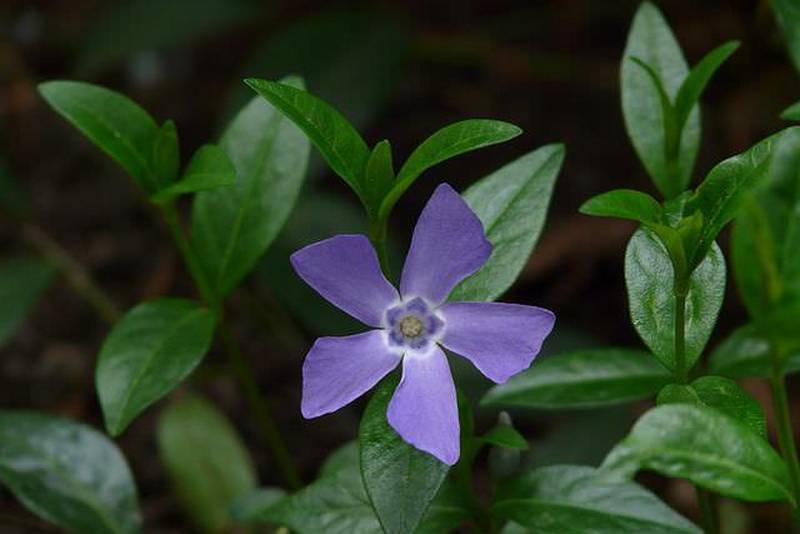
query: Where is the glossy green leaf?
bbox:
[38,81,165,195]
[731,127,800,316]
[602,404,794,503]
[75,0,256,76]
[363,140,395,216]
[774,0,800,72]
[673,41,739,134]
[689,128,795,266]
[359,376,449,534]
[482,348,669,409]
[493,464,700,534]
[152,120,179,189]
[157,394,257,533]
[230,487,286,523]
[155,144,236,203]
[257,467,379,533]
[782,99,800,121]
[657,376,766,437]
[379,119,522,220]
[192,77,310,298]
[625,228,725,371]
[244,78,368,199]
[96,298,216,436]
[481,425,529,450]
[709,323,800,378]
[621,1,699,198]
[0,257,55,346]
[579,189,663,225]
[449,144,564,302]
[0,410,141,533]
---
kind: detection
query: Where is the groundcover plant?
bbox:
[1,1,800,533]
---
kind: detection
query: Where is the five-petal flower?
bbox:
[291,183,555,465]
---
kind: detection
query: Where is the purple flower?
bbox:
[291,183,555,465]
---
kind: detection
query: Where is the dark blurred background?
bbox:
[1,0,798,532]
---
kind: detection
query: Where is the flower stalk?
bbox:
[769,343,800,506]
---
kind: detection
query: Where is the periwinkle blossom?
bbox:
[291,183,555,465]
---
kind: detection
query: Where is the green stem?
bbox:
[769,346,800,505]
[673,289,688,383]
[696,488,719,534]
[159,201,301,489]
[21,223,120,324]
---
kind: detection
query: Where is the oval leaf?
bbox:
[0,257,54,346]
[625,228,726,372]
[359,376,450,534]
[579,189,663,225]
[38,80,165,195]
[603,404,794,503]
[709,324,800,379]
[192,77,311,298]
[0,410,141,533]
[449,144,564,302]
[494,464,700,534]
[96,298,216,436]
[157,394,257,532]
[621,2,699,198]
[380,119,523,220]
[482,348,670,409]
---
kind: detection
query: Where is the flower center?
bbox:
[399,315,425,338]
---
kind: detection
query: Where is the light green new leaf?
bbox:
[689,127,796,266]
[363,140,395,216]
[625,229,725,371]
[151,120,179,190]
[621,2,699,198]
[782,99,800,121]
[157,394,257,533]
[773,0,800,72]
[155,144,236,202]
[0,411,141,533]
[96,298,216,436]
[449,144,564,302]
[0,257,55,346]
[379,119,522,220]
[359,376,450,534]
[493,465,700,534]
[657,376,766,437]
[673,41,739,134]
[579,189,663,225]
[482,348,670,410]
[244,78,368,199]
[192,77,310,298]
[603,404,794,503]
[38,80,165,195]
[481,425,529,450]
[709,323,800,378]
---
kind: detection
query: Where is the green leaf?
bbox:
[482,348,670,409]
[359,376,450,534]
[688,127,796,266]
[0,410,141,533]
[363,140,395,216]
[157,394,257,533]
[0,257,55,346]
[773,0,800,72]
[673,41,739,134]
[256,467,380,533]
[493,464,700,534]
[621,1,699,198]
[449,144,564,302]
[657,376,766,437]
[244,78,368,199]
[709,323,800,378]
[96,298,216,436]
[379,119,522,220]
[602,403,794,503]
[38,80,165,195]
[579,189,663,225]
[192,77,310,298]
[481,425,529,450]
[151,120,179,189]
[416,479,474,533]
[155,144,236,202]
[230,487,286,523]
[782,99,800,121]
[731,127,800,316]
[625,228,725,371]
[75,0,256,76]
